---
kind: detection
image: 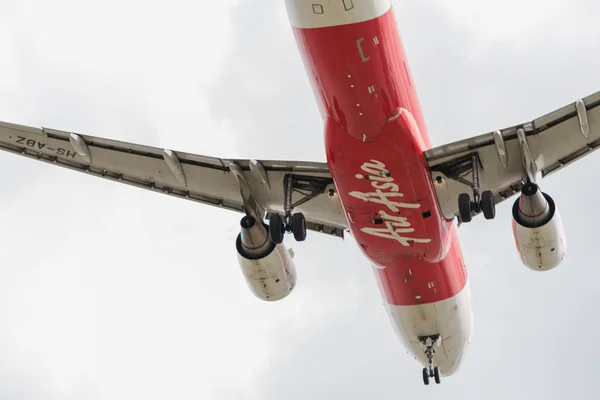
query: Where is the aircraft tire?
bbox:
[481,190,496,220]
[433,366,441,384]
[292,213,307,242]
[422,368,430,385]
[458,193,472,223]
[269,214,285,244]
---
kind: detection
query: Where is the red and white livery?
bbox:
[286,0,471,380]
[0,0,597,385]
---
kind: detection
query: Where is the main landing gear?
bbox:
[268,175,307,244]
[458,154,496,223]
[419,335,442,385]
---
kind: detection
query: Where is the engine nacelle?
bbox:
[512,183,566,271]
[236,215,297,301]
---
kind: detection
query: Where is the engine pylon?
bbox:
[239,215,271,258]
[516,183,551,226]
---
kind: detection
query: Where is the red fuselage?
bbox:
[290,5,467,307]
[286,0,472,375]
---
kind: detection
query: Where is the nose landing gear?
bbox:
[419,335,442,385]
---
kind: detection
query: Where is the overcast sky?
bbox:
[1,0,600,399]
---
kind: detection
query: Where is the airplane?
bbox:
[1,0,598,386]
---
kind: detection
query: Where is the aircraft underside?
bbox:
[277,0,571,385]
[0,0,592,388]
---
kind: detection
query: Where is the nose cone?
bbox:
[435,332,471,376]
[437,288,473,376]
[410,327,472,376]
[392,283,474,377]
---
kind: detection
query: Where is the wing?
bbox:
[425,90,600,220]
[0,121,347,238]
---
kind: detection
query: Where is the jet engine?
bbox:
[236,215,297,301]
[511,183,566,271]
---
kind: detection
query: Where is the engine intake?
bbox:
[512,183,566,271]
[236,215,297,301]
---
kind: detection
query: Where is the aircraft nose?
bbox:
[436,303,473,376]
[412,286,474,376]
[408,322,471,377]
[436,333,470,376]
[386,282,474,377]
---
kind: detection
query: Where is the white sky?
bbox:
[1,0,600,399]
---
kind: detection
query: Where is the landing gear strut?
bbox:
[458,154,496,223]
[268,175,307,244]
[419,335,442,385]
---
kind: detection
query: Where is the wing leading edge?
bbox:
[0,121,348,238]
[425,90,600,220]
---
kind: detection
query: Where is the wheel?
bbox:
[269,214,285,244]
[458,193,472,223]
[291,213,307,242]
[422,368,430,385]
[433,366,440,384]
[481,190,496,220]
